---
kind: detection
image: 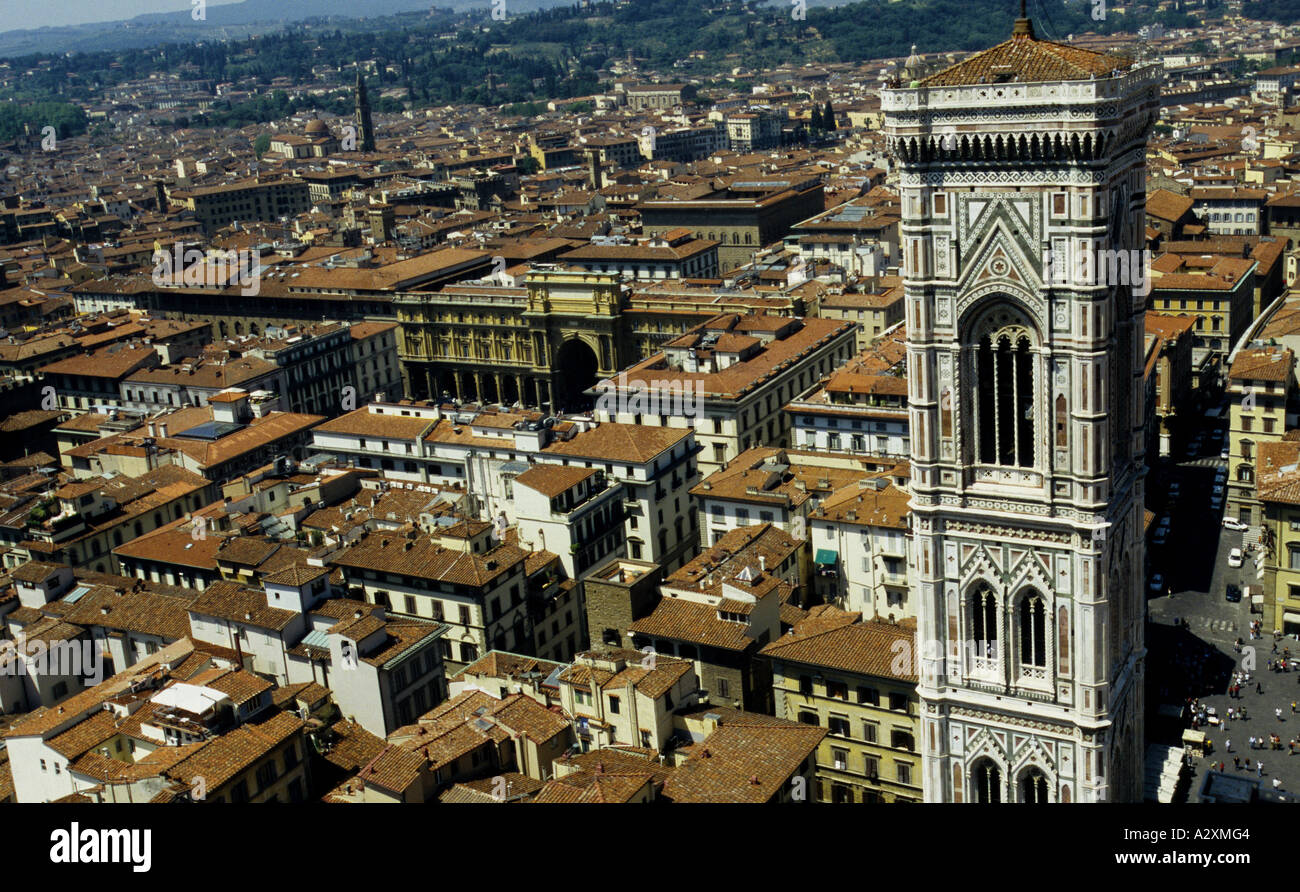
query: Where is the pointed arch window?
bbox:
[1019,768,1049,803]
[971,319,1035,468]
[972,759,1001,803]
[971,586,998,660]
[1018,593,1047,668]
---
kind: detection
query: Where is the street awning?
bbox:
[814,548,838,565]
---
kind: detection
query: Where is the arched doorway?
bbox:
[554,338,599,412]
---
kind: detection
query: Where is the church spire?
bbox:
[354,71,376,153]
[1012,0,1035,38]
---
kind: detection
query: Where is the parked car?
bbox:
[1226,584,1242,603]
[1228,548,1244,568]
[1223,518,1249,531]
[1149,573,1165,593]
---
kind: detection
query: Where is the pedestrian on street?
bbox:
[1258,762,1264,778]
[1274,643,1279,655]
[1235,756,1242,769]
[1275,778,1284,791]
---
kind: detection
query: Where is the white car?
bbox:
[1222,518,1249,532]
[1227,548,1244,568]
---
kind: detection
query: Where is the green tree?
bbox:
[810,104,824,133]
[253,133,271,158]
[823,100,836,131]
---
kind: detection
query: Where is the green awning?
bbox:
[814,549,838,565]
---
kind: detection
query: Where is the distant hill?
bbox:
[0,0,571,57]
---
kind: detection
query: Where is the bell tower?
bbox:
[883,9,1161,802]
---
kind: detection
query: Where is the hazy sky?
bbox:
[4,0,243,30]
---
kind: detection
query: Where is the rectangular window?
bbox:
[862,721,878,743]
[608,695,620,714]
[896,762,913,785]
[857,686,879,705]
[891,728,915,751]
[826,680,848,700]
[828,714,851,736]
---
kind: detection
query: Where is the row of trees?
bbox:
[0,0,1250,134]
[0,101,87,142]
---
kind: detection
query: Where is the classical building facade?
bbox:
[883,14,1160,802]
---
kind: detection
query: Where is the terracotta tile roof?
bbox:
[322,718,388,773]
[187,581,299,632]
[353,743,427,794]
[532,771,653,803]
[1229,347,1294,383]
[761,614,918,681]
[451,650,564,684]
[165,711,304,790]
[917,31,1132,87]
[542,423,692,465]
[332,527,525,588]
[1257,440,1300,506]
[813,478,911,529]
[628,597,755,651]
[60,584,198,640]
[191,668,273,707]
[46,709,122,760]
[438,772,544,803]
[661,718,826,803]
[1146,188,1194,224]
[4,639,202,739]
[513,464,597,498]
